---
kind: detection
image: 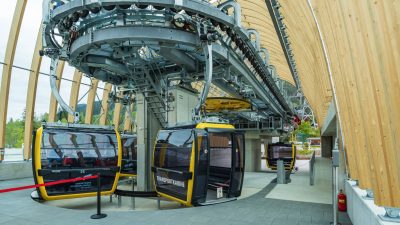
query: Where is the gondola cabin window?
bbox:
[208,133,232,192]
[209,133,232,168]
[41,131,118,169]
[121,136,137,175]
[269,145,293,158]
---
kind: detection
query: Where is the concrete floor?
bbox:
[0,168,352,225]
[266,158,333,204]
[43,172,275,211]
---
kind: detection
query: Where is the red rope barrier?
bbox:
[0,175,98,194]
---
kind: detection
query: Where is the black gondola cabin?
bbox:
[153,122,245,206]
[32,124,122,200]
[266,142,296,171]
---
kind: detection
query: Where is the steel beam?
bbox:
[23,26,43,160]
[265,0,302,90]
[0,0,27,161]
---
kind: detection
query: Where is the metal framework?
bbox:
[40,0,296,131]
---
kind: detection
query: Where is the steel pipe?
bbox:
[194,43,213,118]
[50,58,79,123]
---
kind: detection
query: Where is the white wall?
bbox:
[345,180,398,225]
[0,162,32,180]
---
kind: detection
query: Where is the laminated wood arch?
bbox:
[67,70,83,123]
[113,96,123,130]
[99,83,113,125]
[84,79,99,124]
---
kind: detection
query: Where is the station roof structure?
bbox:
[0,0,399,208]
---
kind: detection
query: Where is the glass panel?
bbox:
[41,130,118,169]
[208,133,232,193]
[154,129,193,170]
[4,67,29,161]
[121,136,137,174]
[209,133,232,168]
[192,131,208,204]
[229,133,244,197]
[269,146,293,159]
[154,129,193,200]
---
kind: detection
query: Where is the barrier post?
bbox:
[277,160,286,184]
[91,173,107,219]
[331,140,340,225]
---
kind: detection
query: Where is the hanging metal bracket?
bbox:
[193,43,213,120]
[50,58,79,123]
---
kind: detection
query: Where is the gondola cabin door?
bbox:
[153,123,245,206]
[204,131,244,203]
[153,129,195,205]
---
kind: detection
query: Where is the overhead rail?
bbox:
[265,0,302,91]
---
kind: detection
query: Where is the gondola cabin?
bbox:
[120,134,137,177]
[266,142,296,171]
[153,122,245,206]
[32,124,122,200]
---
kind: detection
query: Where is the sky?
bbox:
[0,0,104,121]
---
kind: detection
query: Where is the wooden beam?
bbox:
[123,101,134,132]
[47,60,65,122]
[22,26,42,160]
[67,70,83,123]
[84,79,99,124]
[113,97,123,131]
[99,83,112,125]
[0,0,27,161]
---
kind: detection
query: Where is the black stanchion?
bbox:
[91,173,107,219]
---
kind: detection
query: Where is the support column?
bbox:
[321,136,333,158]
[99,83,112,125]
[84,79,99,124]
[67,70,82,123]
[23,26,42,160]
[48,61,65,122]
[244,132,261,172]
[0,0,27,161]
[136,94,161,191]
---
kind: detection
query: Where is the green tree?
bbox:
[5,118,24,148]
[292,120,320,142]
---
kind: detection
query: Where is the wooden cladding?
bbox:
[279,0,400,207]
